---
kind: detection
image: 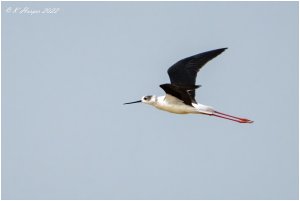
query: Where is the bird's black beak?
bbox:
[123,100,142,105]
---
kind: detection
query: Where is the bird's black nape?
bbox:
[123,100,142,105]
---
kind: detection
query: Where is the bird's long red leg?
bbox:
[214,111,252,122]
[210,111,253,123]
[210,113,245,123]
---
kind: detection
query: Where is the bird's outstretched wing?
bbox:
[167,48,227,86]
[160,84,200,106]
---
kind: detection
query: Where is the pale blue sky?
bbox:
[2,1,298,199]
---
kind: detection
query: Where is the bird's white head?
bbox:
[141,95,157,105]
[124,95,157,105]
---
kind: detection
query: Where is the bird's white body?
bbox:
[145,95,214,115]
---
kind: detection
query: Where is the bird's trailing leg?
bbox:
[210,111,253,123]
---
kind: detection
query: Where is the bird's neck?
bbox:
[155,96,165,105]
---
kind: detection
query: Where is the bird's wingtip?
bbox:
[214,47,228,53]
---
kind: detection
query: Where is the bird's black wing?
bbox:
[160,84,200,106]
[167,48,227,86]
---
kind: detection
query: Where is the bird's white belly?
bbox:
[152,95,214,114]
[154,102,197,114]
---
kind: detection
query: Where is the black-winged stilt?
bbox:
[124,48,253,123]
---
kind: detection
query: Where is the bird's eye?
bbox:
[143,97,147,100]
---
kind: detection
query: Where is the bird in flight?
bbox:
[124,48,253,123]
